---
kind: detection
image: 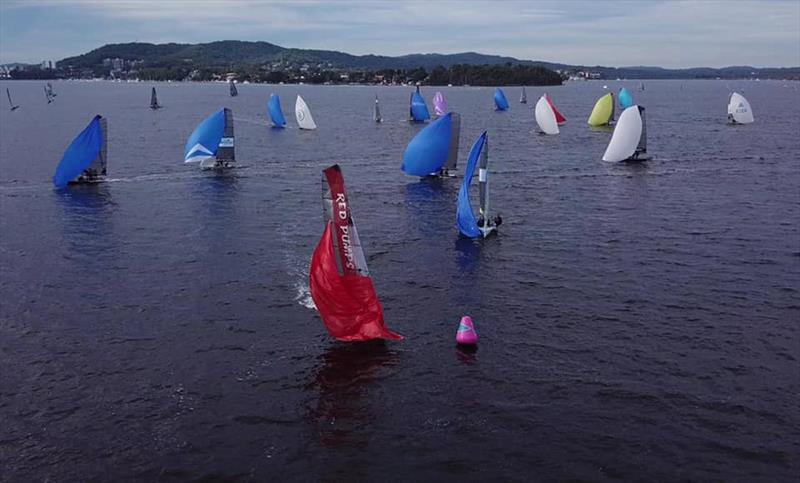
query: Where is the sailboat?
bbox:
[52,115,107,188]
[309,164,403,342]
[373,94,382,123]
[184,108,235,169]
[229,80,238,97]
[494,88,509,111]
[295,95,317,130]
[268,94,286,128]
[6,89,19,111]
[46,82,57,98]
[432,91,448,117]
[457,132,499,238]
[520,86,528,104]
[409,85,431,122]
[150,87,161,109]
[602,105,649,162]
[401,112,461,177]
[44,86,53,104]
[727,92,754,124]
[535,94,559,135]
[638,82,645,91]
[587,92,615,126]
[618,87,634,109]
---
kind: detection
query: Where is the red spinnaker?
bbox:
[309,165,402,342]
[546,95,567,125]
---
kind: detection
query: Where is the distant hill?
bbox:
[57,41,800,80]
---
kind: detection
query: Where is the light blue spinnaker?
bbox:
[268,94,286,128]
[401,112,452,176]
[410,86,431,122]
[618,87,634,109]
[185,108,226,164]
[457,132,488,238]
[494,88,509,111]
[52,115,105,188]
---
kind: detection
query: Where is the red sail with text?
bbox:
[309,165,402,342]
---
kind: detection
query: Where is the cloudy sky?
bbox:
[1,0,798,68]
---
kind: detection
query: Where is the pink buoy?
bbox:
[456,316,478,345]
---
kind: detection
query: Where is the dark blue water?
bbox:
[1,80,798,481]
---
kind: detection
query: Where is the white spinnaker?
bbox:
[295,95,317,130]
[728,92,754,124]
[535,95,559,135]
[602,105,642,162]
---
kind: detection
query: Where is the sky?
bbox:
[1,0,799,68]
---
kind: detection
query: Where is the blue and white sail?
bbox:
[618,87,634,109]
[401,112,461,177]
[494,88,509,111]
[268,94,286,127]
[184,108,235,168]
[409,86,431,122]
[53,115,107,188]
[457,132,497,238]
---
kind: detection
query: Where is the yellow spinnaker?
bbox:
[587,93,614,126]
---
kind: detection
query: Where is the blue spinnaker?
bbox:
[184,108,225,163]
[619,88,634,109]
[401,113,452,176]
[410,88,431,122]
[268,94,286,127]
[494,88,509,111]
[456,132,488,238]
[52,115,103,188]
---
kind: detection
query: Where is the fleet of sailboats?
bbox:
[22,78,767,343]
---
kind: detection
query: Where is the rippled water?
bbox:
[1,79,798,481]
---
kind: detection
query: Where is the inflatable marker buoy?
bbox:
[456,316,478,345]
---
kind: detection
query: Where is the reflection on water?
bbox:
[404,179,455,237]
[306,341,398,448]
[454,237,481,273]
[455,344,478,364]
[53,183,116,262]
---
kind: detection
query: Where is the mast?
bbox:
[478,133,490,228]
[217,108,235,165]
[443,112,461,175]
[150,87,159,109]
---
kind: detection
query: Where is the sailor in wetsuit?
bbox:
[477,215,503,229]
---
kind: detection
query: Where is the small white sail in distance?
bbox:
[295,95,317,130]
[534,95,559,135]
[727,92,754,124]
[602,106,642,162]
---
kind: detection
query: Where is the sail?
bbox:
[6,88,18,110]
[52,115,106,188]
[545,94,567,125]
[268,94,286,127]
[44,86,53,103]
[494,88,509,111]
[309,164,403,342]
[588,93,614,126]
[373,95,382,122]
[295,95,317,130]
[229,81,238,97]
[184,108,234,166]
[728,92,754,124]
[150,87,160,109]
[602,105,643,162]
[520,86,527,104]
[456,132,488,238]
[535,95,559,135]
[433,91,448,117]
[401,112,453,176]
[618,87,634,109]
[46,82,56,97]
[410,86,430,122]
